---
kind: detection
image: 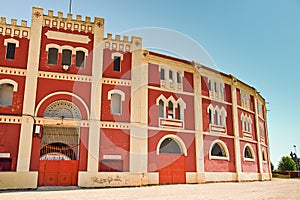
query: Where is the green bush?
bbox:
[278,156,296,171]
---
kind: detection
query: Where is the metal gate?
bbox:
[38,126,79,186]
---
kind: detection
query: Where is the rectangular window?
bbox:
[208,80,212,91]
[113,56,121,72]
[0,83,14,106]
[62,49,72,66]
[111,93,122,114]
[48,48,58,65]
[76,51,85,67]
[160,68,165,80]
[169,70,173,82]
[6,43,16,60]
[177,72,182,83]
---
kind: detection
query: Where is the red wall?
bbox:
[148,130,196,172]
[201,76,209,97]
[39,26,94,76]
[148,89,195,130]
[240,141,259,173]
[0,123,20,171]
[78,127,89,171]
[183,71,194,93]
[0,74,25,115]
[0,36,29,69]
[203,135,236,172]
[148,63,160,87]
[99,128,130,172]
[102,49,132,80]
[101,84,131,122]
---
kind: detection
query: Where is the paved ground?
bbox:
[0,178,299,200]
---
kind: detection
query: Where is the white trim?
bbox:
[75,47,88,55]
[156,94,167,105]
[0,79,18,91]
[0,153,10,158]
[34,91,90,119]
[46,44,88,55]
[243,143,255,162]
[209,139,230,161]
[103,155,122,160]
[156,134,187,156]
[4,38,19,47]
[107,89,125,101]
[111,52,124,60]
[45,44,61,52]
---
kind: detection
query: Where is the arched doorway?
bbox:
[157,136,186,184]
[38,100,81,187]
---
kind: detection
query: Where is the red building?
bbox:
[0,7,271,189]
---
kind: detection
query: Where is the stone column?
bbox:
[254,96,263,180]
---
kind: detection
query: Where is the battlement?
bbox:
[36,7,104,33]
[0,16,30,38]
[104,33,142,52]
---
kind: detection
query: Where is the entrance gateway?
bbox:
[38,100,81,186]
[158,137,186,184]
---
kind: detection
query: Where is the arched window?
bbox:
[211,143,226,157]
[62,49,72,66]
[177,104,181,120]
[111,93,122,114]
[159,138,182,154]
[168,101,174,119]
[244,145,255,161]
[209,108,213,124]
[214,110,219,125]
[209,140,229,160]
[43,100,82,119]
[159,99,165,118]
[48,48,58,65]
[76,50,85,67]
[0,83,14,106]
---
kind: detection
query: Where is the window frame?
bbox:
[75,50,85,68]
[6,42,16,60]
[209,140,230,161]
[62,49,72,66]
[243,144,255,162]
[108,89,125,115]
[48,48,59,65]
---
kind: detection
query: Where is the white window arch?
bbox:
[156,94,167,118]
[0,79,17,106]
[177,98,186,120]
[4,38,19,47]
[207,104,214,124]
[209,139,230,161]
[243,144,255,161]
[156,134,187,156]
[108,89,125,115]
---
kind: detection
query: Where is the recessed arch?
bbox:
[108,89,125,101]
[35,91,89,119]
[156,94,167,105]
[209,139,230,161]
[156,135,187,156]
[43,100,82,119]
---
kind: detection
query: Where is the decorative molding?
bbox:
[102,78,131,86]
[0,18,30,38]
[100,121,130,129]
[0,115,22,124]
[38,71,92,82]
[45,30,91,44]
[0,66,26,76]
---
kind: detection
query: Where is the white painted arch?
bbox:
[34,91,89,119]
[0,79,18,91]
[209,139,230,161]
[156,134,187,156]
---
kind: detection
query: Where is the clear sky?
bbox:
[1,0,299,167]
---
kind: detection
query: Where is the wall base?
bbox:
[0,172,38,189]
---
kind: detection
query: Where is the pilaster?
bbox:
[129,36,148,173]
[87,17,104,172]
[17,7,43,172]
[231,78,242,181]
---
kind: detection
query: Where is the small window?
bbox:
[168,101,174,119]
[0,83,14,106]
[111,93,122,114]
[177,72,182,83]
[48,48,58,65]
[208,80,212,91]
[169,70,173,82]
[209,109,213,124]
[214,110,219,125]
[211,143,226,157]
[62,49,72,66]
[159,99,164,118]
[214,82,218,92]
[160,68,165,80]
[76,51,85,67]
[177,104,181,120]
[113,56,121,72]
[244,146,254,159]
[6,43,16,60]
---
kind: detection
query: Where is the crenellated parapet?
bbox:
[42,9,104,34]
[0,17,30,38]
[104,33,142,52]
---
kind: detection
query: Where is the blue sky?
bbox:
[1,0,299,167]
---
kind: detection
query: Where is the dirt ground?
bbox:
[0,178,299,200]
